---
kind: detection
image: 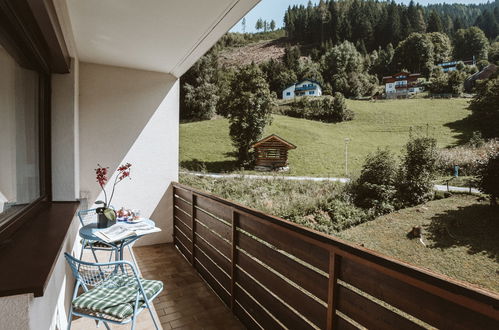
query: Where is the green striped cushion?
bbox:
[73,274,163,320]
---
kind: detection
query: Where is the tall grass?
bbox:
[180,174,369,234]
[437,139,499,176]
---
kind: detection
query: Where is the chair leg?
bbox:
[146,302,161,330]
[90,246,100,263]
[131,314,137,330]
[127,244,138,268]
[66,306,73,330]
[79,244,84,261]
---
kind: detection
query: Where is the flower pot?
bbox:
[97,212,109,228]
[96,207,115,228]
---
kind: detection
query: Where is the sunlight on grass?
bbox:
[180,98,471,176]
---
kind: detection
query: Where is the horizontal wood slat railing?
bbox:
[172,182,499,330]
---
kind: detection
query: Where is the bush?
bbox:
[291,199,370,234]
[468,74,499,138]
[286,94,354,123]
[350,149,398,216]
[397,136,438,206]
[476,152,499,205]
[428,70,466,95]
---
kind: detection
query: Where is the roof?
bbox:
[283,79,322,91]
[251,134,297,149]
[383,72,421,82]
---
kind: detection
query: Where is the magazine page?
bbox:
[94,224,135,242]
[127,222,162,236]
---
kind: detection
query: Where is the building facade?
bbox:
[282,80,322,100]
[383,72,423,99]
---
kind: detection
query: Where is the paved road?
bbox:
[181,171,480,194]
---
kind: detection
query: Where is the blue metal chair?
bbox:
[65,252,163,330]
[78,209,115,263]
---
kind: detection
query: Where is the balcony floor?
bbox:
[134,244,244,330]
[72,243,244,330]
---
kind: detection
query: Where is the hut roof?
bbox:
[251,134,297,149]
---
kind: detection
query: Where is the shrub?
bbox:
[286,94,354,123]
[476,151,499,205]
[397,136,438,206]
[291,199,369,234]
[350,149,398,216]
[468,74,499,138]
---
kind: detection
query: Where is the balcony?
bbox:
[169,182,499,329]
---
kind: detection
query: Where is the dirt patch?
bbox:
[219,38,287,68]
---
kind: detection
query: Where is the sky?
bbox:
[230,0,490,33]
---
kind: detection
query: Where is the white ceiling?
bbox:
[66,0,259,77]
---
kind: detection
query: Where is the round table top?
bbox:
[79,218,155,243]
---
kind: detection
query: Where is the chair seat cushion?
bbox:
[72,274,163,320]
[81,239,118,249]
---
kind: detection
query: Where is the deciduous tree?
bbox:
[454,27,489,60]
[224,64,276,164]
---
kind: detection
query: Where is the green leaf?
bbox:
[104,208,116,221]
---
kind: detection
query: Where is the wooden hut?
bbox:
[251,134,297,169]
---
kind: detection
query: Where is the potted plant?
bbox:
[94,163,132,228]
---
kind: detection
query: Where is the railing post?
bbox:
[230,209,238,311]
[327,250,341,330]
[191,192,196,266]
[172,186,175,242]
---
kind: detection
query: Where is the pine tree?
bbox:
[270,20,276,31]
[427,11,443,33]
[255,18,263,31]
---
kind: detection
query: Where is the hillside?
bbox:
[218,38,286,68]
[180,98,472,177]
[338,194,499,293]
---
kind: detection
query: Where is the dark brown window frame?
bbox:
[0,0,69,241]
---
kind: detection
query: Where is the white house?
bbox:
[382,72,423,99]
[0,0,258,329]
[282,80,322,100]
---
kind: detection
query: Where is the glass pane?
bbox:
[0,45,40,225]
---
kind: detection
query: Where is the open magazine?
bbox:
[94,222,161,243]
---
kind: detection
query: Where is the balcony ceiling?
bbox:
[66,0,259,76]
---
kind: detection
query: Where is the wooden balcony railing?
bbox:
[172,182,499,329]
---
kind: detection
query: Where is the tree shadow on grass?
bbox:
[444,114,483,146]
[424,203,499,262]
[180,157,239,173]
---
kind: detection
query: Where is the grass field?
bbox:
[180,98,473,177]
[338,195,498,293]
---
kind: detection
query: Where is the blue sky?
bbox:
[231,0,489,33]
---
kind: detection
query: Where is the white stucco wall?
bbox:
[52,59,80,201]
[0,294,30,330]
[78,62,178,245]
[282,85,295,100]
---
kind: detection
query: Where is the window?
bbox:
[286,92,291,96]
[0,45,42,226]
[309,91,314,95]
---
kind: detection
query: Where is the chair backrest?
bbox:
[64,252,137,289]
[77,208,97,226]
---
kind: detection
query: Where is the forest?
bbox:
[284,0,499,51]
[181,0,499,128]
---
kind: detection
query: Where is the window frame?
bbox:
[0,0,55,240]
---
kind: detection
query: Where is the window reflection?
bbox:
[0,45,40,224]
